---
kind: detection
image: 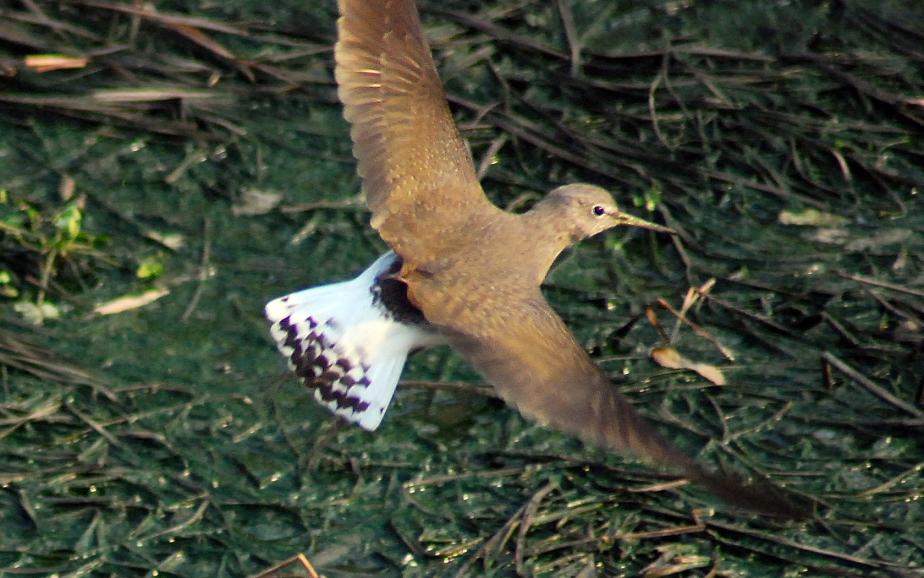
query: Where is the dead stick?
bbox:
[822,352,923,418]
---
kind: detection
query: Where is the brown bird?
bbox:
[266,0,802,518]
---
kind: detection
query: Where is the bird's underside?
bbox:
[265,0,806,519]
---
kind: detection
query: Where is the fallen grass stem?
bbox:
[821,351,923,418]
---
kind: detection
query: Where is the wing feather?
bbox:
[336,0,501,267]
[435,289,804,517]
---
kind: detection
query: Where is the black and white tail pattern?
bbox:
[265,252,441,431]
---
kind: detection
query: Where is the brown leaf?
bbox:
[651,347,726,385]
[94,288,170,316]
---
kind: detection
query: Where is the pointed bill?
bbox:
[612,211,676,235]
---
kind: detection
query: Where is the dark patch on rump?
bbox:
[378,278,428,325]
[369,255,428,326]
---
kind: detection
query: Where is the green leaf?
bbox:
[0,269,17,298]
[136,256,165,280]
[54,203,82,240]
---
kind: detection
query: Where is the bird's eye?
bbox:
[592,205,606,217]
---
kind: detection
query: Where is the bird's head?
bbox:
[545,183,675,241]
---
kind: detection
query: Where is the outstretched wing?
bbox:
[430,288,803,517]
[335,0,502,267]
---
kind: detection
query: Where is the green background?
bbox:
[1,0,922,576]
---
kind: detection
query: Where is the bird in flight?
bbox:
[266,0,802,518]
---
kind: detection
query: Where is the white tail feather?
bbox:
[265,252,436,431]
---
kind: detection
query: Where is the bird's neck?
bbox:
[518,198,579,285]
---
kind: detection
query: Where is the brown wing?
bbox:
[433,288,805,518]
[335,0,502,267]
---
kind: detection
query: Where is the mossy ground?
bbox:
[1,1,922,576]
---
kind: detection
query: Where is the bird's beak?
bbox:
[611,211,676,235]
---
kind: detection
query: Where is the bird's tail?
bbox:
[265,253,428,431]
